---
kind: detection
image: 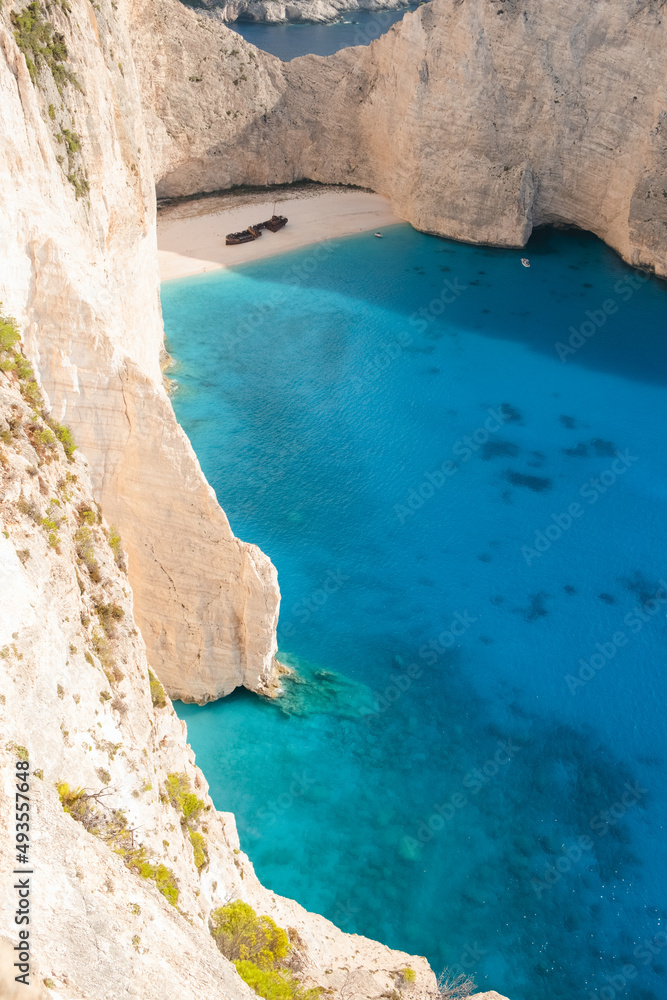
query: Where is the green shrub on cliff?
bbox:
[0,312,20,357]
[209,902,319,1000]
[133,858,179,906]
[48,418,77,459]
[108,525,126,570]
[165,772,206,825]
[148,669,167,708]
[234,962,320,1000]
[210,900,290,967]
[74,524,101,582]
[56,779,180,906]
[1,309,79,444]
[189,830,208,871]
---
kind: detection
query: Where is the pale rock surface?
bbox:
[0,371,438,999]
[0,0,280,702]
[204,0,408,26]
[135,0,667,277]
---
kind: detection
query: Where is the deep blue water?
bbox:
[162,225,667,1000]
[230,5,419,59]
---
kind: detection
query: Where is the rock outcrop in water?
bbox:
[138,0,667,277]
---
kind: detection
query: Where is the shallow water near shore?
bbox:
[163,225,667,1000]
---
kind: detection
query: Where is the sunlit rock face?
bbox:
[136,0,667,277]
[0,5,281,702]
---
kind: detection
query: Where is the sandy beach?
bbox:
[157,186,402,281]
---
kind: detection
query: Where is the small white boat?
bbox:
[521,258,530,267]
[375,233,383,238]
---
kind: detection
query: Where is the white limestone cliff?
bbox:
[0,369,439,998]
[0,0,281,703]
[136,0,667,278]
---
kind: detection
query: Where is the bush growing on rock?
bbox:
[210,900,289,967]
[10,1,79,91]
[209,901,320,1000]
[165,772,206,825]
[435,969,477,1000]
[108,525,126,570]
[148,669,166,708]
[234,962,320,1000]
[189,830,208,871]
[56,779,180,906]
[74,525,101,582]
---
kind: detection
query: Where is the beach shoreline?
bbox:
[157,185,402,280]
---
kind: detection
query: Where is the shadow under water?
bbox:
[165,224,667,1000]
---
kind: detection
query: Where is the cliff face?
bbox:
[139,0,667,277]
[0,0,280,702]
[0,369,437,998]
[0,3,441,989]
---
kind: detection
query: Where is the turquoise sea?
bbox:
[162,224,667,1000]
